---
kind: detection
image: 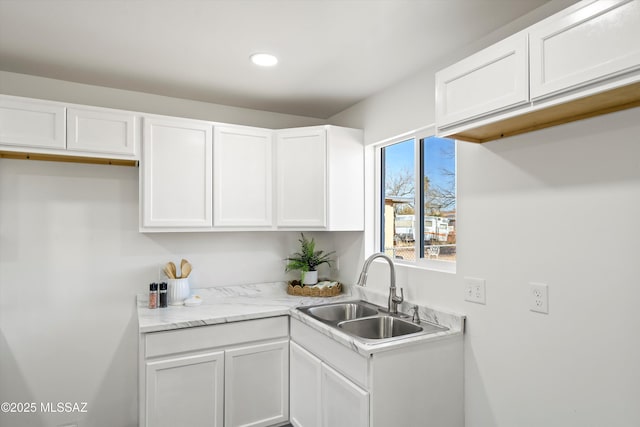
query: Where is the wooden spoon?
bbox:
[168,262,177,279]
[163,265,175,279]
[182,261,192,278]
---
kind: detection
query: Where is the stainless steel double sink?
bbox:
[296,300,447,343]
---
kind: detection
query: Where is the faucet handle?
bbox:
[411,305,421,324]
[392,287,404,304]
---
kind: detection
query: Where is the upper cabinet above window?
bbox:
[436,0,640,143]
[436,32,529,128]
[529,0,640,100]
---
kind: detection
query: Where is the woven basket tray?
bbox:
[287,280,342,297]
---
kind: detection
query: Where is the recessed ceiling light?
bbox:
[250,53,278,67]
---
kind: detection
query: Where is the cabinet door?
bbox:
[0,96,66,149]
[67,107,137,157]
[290,342,322,427]
[530,0,640,99]
[321,363,369,427]
[225,340,289,427]
[142,117,212,228]
[436,32,529,128]
[276,128,327,228]
[213,126,273,227]
[146,351,223,427]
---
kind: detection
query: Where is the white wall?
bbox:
[0,71,326,129]
[0,75,333,427]
[328,0,640,425]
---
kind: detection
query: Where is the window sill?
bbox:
[392,258,456,274]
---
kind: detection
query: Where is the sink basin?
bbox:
[300,301,379,323]
[296,300,449,344]
[338,316,424,339]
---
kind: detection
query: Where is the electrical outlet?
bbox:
[464,277,486,304]
[334,256,340,272]
[529,282,549,314]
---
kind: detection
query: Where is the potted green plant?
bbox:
[285,233,335,285]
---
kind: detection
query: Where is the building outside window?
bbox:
[379,129,456,267]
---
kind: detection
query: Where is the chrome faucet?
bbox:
[356,253,404,315]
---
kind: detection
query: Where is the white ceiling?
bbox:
[0,0,551,118]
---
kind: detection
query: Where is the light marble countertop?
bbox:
[137,281,465,356]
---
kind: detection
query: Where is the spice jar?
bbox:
[148,283,158,309]
[159,282,168,308]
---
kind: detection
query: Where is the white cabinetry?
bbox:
[290,342,368,427]
[146,351,224,427]
[0,95,65,149]
[67,107,138,157]
[276,127,327,228]
[141,117,213,229]
[140,316,289,427]
[290,318,463,427]
[435,0,640,143]
[213,126,273,227]
[529,0,640,99]
[436,32,529,128]
[276,125,364,230]
[225,340,289,427]
[0,95,140,163]
[290,342,322,427]
[320,357,369,427]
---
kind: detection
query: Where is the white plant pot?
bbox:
[168,278,190,305]
[302,270,318,285]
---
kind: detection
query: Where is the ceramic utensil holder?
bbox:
[168,278,190,305]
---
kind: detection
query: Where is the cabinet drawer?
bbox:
[436,32,529,128]
[145,316,288,358]
[291,318,369,388]
[530,0,640,99]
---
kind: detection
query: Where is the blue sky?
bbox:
[384,136,455,198]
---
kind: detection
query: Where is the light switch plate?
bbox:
[464,277,486,304]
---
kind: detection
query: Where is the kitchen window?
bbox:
[377,126,456,270]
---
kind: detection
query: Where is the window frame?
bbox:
[374,124,456,273]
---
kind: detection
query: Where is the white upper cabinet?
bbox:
[141,117,213,229]
[67,107,138,157]
[275,125,364,231]
[436,32,529,128]
[530,0,640,100]
[0,95,66,149]
[276,127,327,228]
[436,0,640,143]
[213,126,273,227]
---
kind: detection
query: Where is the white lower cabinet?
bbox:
[140,316,289,427]
[320,355,369,427]
[225,340,289,427]
[290,342,322,427]
[146,351,224,427]
[290,341,368,427]
[290,318,463,427]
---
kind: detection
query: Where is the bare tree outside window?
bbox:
[380,135,456,264]
[382,139,416,261]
